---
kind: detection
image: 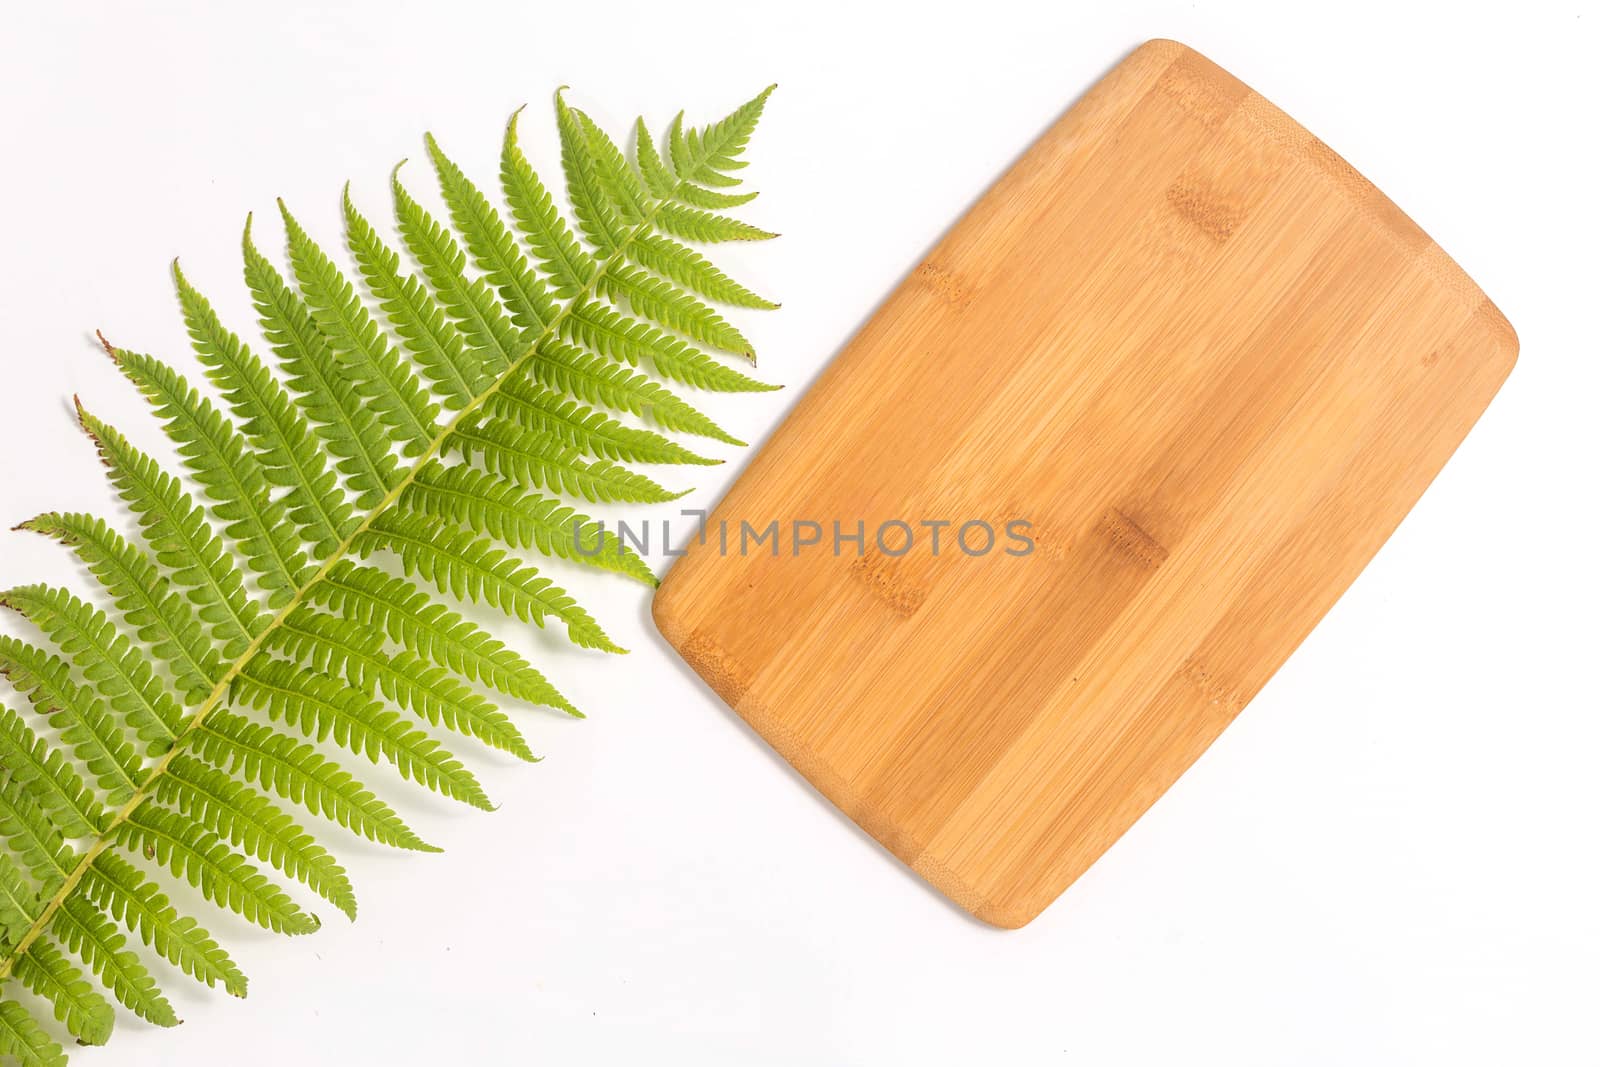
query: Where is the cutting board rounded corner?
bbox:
[651,575,730,700]
[654,582,1046,930]
[1130,40,1520,381]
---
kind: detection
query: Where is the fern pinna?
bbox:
[0,86,777,1065]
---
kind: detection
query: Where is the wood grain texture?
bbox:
[652,39,1516,928]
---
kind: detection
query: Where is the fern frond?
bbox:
[483,381,717,466]
[376,650,534,762]
[598,262,754,357]
[51,895,179,1027]
[74,407,263,658]
[0,639,141,804]
[280,202,440,451]
[0,586,182,752]
[156,755,356,920]
[0,706,105,839]
[0,998,66,1067]
[232,656,491,811]
[308,563,576,714]
[0,856,39,948]
[175,257,357,559]
[18,513,221,705]
[106,346,313,604]
[563,300,778,390]
[1,84,781,1059]
[81,851,246,996]
[527,339,743,444]
[0,786,69,895]
[668,84,775,188]
[343,188,489,409]
[356,511,624,652]
[630,233,774,313]
[243,222,402,507]
[116,804,318,936]
[12,937,115,1045]
[669,181,760,210]
[266,607,386,689]
[194,711,434,853]
[573,108,648,224]
[654,202,779,243]
[628,233,778,310]
[501,107,595,297]
[555,90,627,253]
[389,169,522,374]
[0,799,160,1029]
[267,607,533,762]
[631,118,677,199]
[421,135,556,338]
[448,415,686,505]
[404,462,655,585]
[0,806,151,1042]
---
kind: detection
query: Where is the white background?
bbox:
[2,1,1597,1064]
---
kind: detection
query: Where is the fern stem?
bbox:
[0,199,673,987]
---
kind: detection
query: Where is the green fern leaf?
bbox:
[280,203,440,451]
[0,786,69,898]
[74,407,264,658]
[12,938,115,1045]
[628,233,778,310]
[654,202,778,243]
[356,511,624,652]
[0,998,67,1067]
[266,607,388,689]
[483,381,717,466]
[631,118,677,199]
[0,705,105,839]
[388,168,530,375]
[243,222,403,507]
[527,339,744,444]
[50,896,178,1027]
[81,852,246,996]
[117,804,317,937]
[0,85,780,1060]
[0,639,141,804]
[267,607,532,762]
[501,107,595,297]
[175,257,357,559]
[670,181,760,210]
[564,300,778,390]
[668,84,775,188]
[0,856,39,949]
[308,563,577,714]
[0,586,183,752]
[377,650,534,762]
[404,462,655,585]
[573,108,648,223]
[422,135,557,338]
[194,710,435,853]
[598,263,754,357]
[18,513,221,704]
[344,187,489,409]
[104,347,313,603]
[448,414,687,505]
[232,656,492,811]
[156,755,356,920]
[555,90,627,253]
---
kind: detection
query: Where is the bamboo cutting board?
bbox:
[652,39,1516,927]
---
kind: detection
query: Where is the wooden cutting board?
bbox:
[652,39,1516,928]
